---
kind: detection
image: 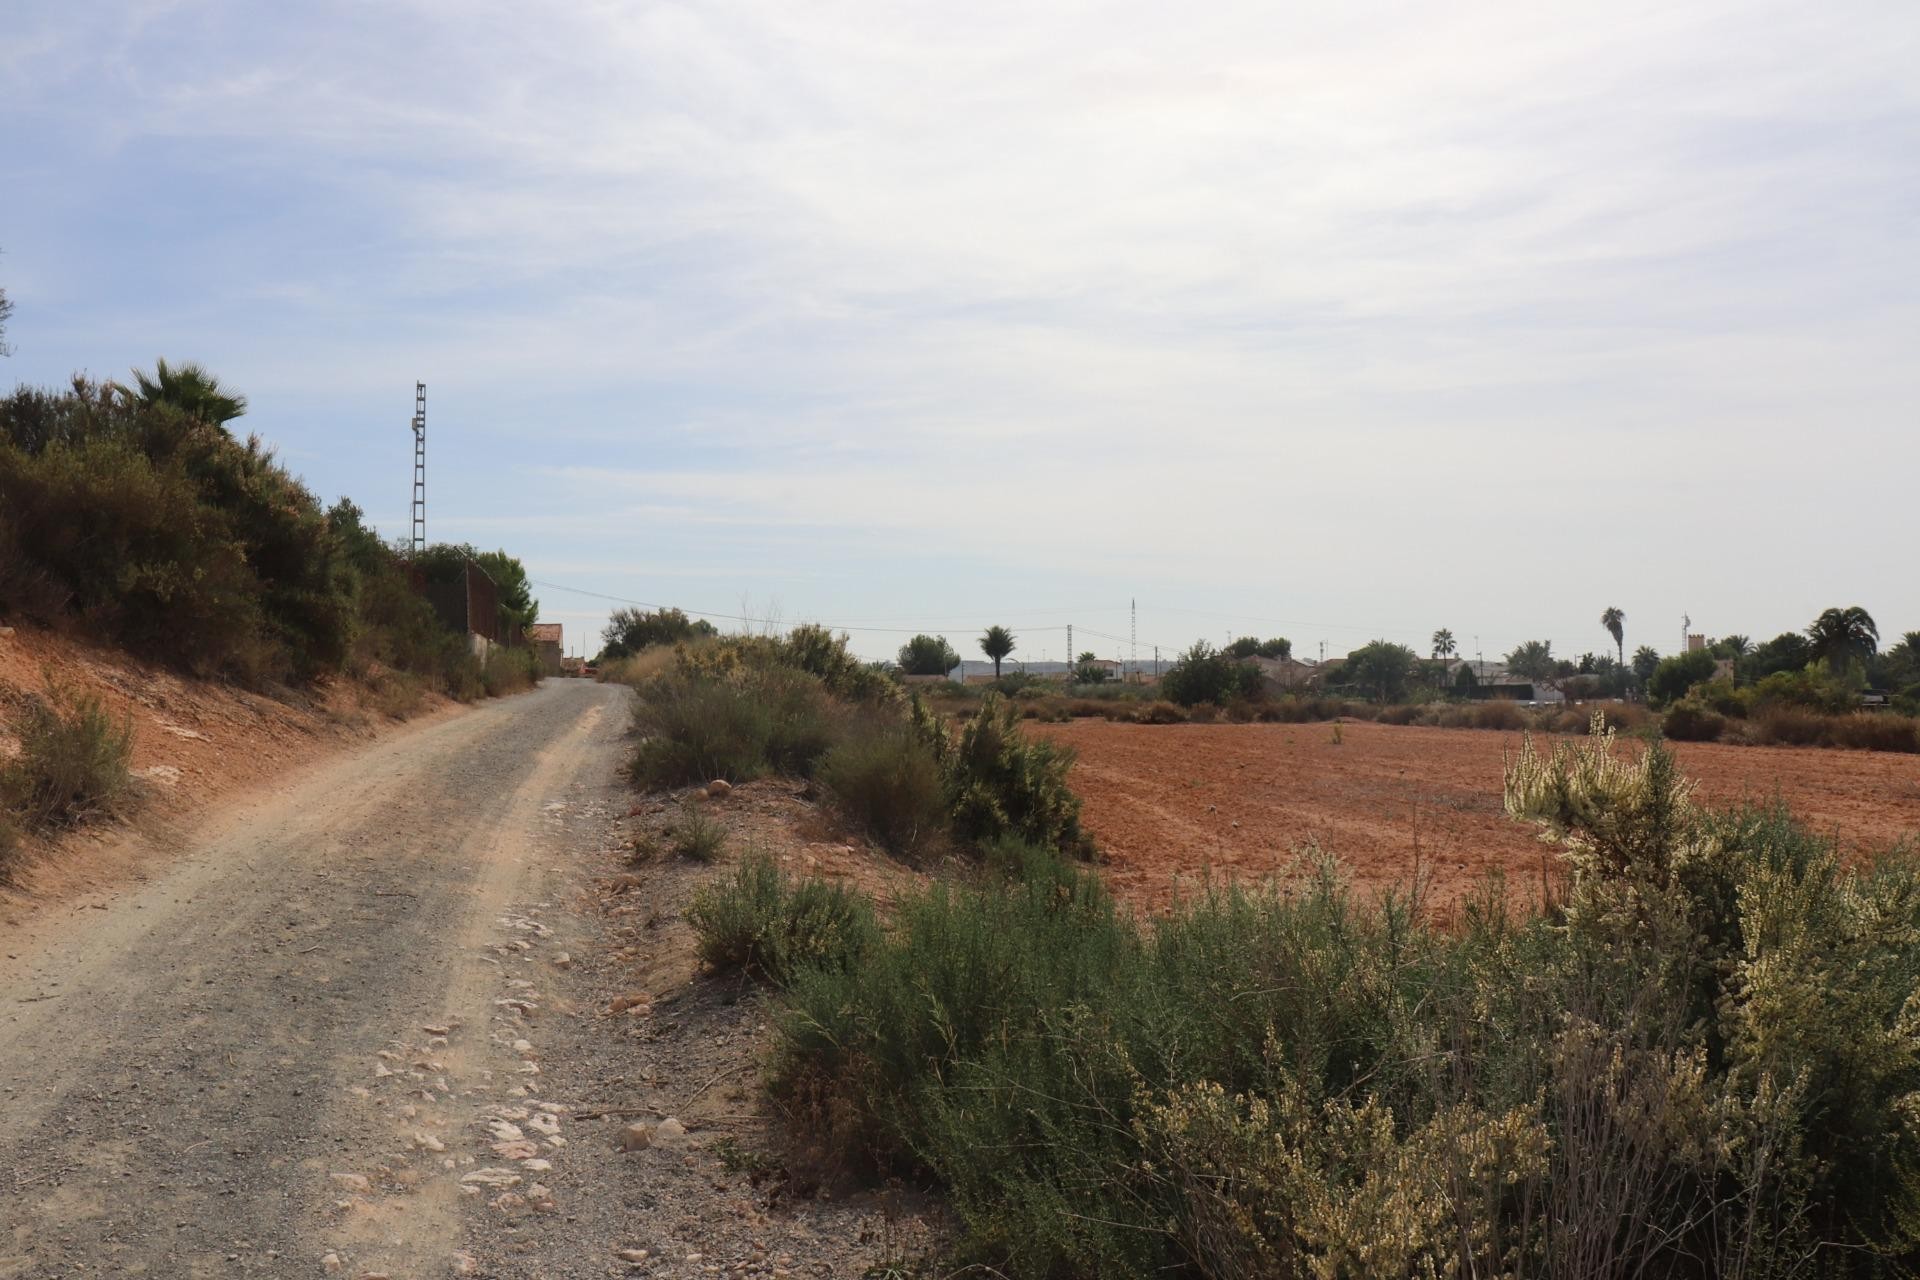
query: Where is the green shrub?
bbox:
[772,722,1920,1276]
[1694,676,1750,717]
[0,381,536,695]
[630,668,837,788]
[668,803,727,862]
[914,694,1088,856]
[779,624,897,703]
[1661,697,1725,742]
[1752,666,1854,715]
[1647,648,1719,707]
[2,681,134,830]
[480,646,540,697]
[686,853,877,984]
[1134,700,1187,724]
[817,724,946,858]
[1161,641,1262,707]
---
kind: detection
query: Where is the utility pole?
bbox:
[1153,645,1160,677]
[409,382,427,554]
[1066,624,1073,678]
[1129,598,1136,683]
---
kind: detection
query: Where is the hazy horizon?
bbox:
[5,0,1915,662]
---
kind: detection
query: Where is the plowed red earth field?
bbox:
[1032,720,1920,911]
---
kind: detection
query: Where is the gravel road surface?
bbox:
[0,680,634,1278]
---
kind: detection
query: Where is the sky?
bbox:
[3,0,1916,665]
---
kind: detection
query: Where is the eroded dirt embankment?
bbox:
[0,622,460,910]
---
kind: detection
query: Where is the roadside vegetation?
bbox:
[615,615,1089,862]
[0,369,542,700]
[0,362,543,864]
[679,714,1920,1278]
[0,679,135,877]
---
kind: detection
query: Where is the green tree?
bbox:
[1346,640,1418,704]
[1715,633,1751,658]
[1883,632,1920,687]
[1225,636,1262,659]
[473,549,537,631]
[1161,641,1258,707]
[1647,648,1718,707]
[1504,639,1556,681]
[122,358,248,427]
[1601,606,1625,671]
[979,625,1016,680]
[1431,628,1456,688]
[1742,631,1813,683]
[1631,645,1662,685]
[1255,637,1291,659]
[1808,606,1878,674]
[600,606,716,659]
[897,634,960,676]
[0,276,12,357]
[1074,651,1112,684]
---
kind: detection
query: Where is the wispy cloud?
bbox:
[4,0,1917,655]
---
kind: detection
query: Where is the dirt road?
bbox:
[0,680,630,1278]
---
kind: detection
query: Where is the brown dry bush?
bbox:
[1751,707,1831,747]
[1,680,134,835]
[1470,701,1525,731]
[1661,699,1725,742]
[1829,713,1920,753]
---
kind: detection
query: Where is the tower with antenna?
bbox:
[1130,598,1137,682]
[409,382,427,554]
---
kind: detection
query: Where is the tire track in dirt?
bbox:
[0,680,628,1278]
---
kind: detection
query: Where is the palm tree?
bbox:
[1601,606,1625,671]
[123,358,248,427]
[1431,629,1456,688]
[1807,606,1878,673]
[1719,634,1751,657]
[979,625,1016,680]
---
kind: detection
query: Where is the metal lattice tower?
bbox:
[409,382,426,554]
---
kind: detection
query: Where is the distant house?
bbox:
[1251,655,1318,689]
[528,622,564,676]
[943,658,1156,684]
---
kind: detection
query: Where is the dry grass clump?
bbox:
[1,679,134,878]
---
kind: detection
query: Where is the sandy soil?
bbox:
[1034,720,1920,910]
[0,680,927,1279]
